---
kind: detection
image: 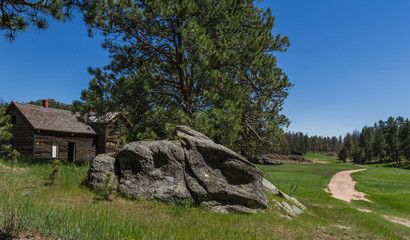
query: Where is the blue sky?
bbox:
[1,0,410,137]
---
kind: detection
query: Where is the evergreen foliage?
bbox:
[0,0,98,41]
[278,132,342,155]
[340,116,410,164]
[337,147,348,162]
[79,0,293,157]
[373,122,387,161]
[0,106,20,161]
[28,99,77,111]
[343,134,354,157]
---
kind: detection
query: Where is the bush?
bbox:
[99,173,116,200]
[47,160,62,186]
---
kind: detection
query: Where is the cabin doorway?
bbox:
[68,142,76,162]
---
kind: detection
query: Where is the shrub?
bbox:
[47,160,62,186]
[100,173,116,200]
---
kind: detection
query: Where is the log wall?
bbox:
[34,131,97,162]
[104,116,128,153]
[7,108,35,157]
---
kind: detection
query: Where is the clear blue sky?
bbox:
[1,0,410,137]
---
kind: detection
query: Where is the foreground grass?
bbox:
[0,154,409,239]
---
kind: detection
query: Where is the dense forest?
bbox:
[278,132,342,155]
[338,117,410,165]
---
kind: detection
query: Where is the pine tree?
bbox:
[0,107,19,161]
[358,127,375,163]
[399,119,410,161]
[373,122,387,161]
[343,134,354,157]
[79,0,293,156]
[303,135,310,154]
[338,146,348,162]
[386,117,400,163]
[353,147,366,164]
[0,0,97,40]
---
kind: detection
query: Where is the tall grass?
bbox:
[0,155,409,239]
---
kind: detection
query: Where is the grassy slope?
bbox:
[0,154,409,240]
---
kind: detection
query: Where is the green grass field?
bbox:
[0,153,409,239]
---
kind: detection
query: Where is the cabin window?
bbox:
[52,142,59,158]
[115,120,121,134]
[11,116,16,124]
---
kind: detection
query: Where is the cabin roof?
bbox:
[88,112,120,124]
[87,112,133,127]
[9,102,98,135]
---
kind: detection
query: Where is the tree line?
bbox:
[278,132,342,155]
[338,117,410,165]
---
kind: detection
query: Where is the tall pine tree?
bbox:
[373,122,387,161]
[80,0,293,157]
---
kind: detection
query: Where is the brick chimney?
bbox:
[42,99,49,108]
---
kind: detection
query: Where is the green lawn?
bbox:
[0,153,409,239]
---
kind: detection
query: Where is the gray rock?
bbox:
[117,140,193,202]
[176,126,268,210]
[264,177,307,216]
[201,201,260,214]
[278,191,307,211]
[273,200,304,217]
[88,154,118,190]
[262,178,280,195]
[88,126,305,215]
[249,156,283,165]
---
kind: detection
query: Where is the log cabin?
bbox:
[4,100,131,162]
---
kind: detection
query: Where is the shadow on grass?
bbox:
[10,155,90,167]
[92,196,112,202]
[382,162,410,170]
[353,159,410,170]
[0,230,14,240]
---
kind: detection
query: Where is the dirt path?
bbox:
[327,169,410,228]
[328,169,371,203]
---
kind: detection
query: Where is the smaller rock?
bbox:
[202,201,260,214]
[281,201,294,215]
[249,156,283,165]
[278,191,307,211]
[291,205,303,215]
[264,178,307,216]
[262,178,280,195]
[88,154,118,191]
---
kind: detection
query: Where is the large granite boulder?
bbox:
[117,140,193,203]
[89,126,305,214]
[176,126,268,212]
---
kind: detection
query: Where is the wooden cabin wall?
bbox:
[35,131,97,162]
[7,108,35,157]
[92,123,106,154]
[105,116,128,153]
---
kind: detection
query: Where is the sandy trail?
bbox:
[327,169,410,228]
[328,169,371,203]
